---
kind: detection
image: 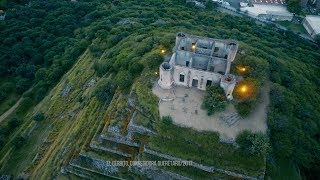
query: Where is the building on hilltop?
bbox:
[303,15,320,39]
[158,32,239,100]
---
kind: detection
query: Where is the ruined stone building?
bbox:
[158,32,239,100]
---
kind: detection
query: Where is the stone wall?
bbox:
[173,65,222,90]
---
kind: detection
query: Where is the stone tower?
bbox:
[175,32,186,50]
[158,62,173,89]
[220,74,236,100]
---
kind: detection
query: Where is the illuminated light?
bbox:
[155,72,158,75]
[192,44,196,49]
[237,66,247,72]
[240,85,248,93]
[161,49,166,54]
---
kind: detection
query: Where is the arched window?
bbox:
[179,72,185,82]
[192,76,198,87]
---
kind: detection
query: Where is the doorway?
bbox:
[192,79,198,87]
[206,80,212,87]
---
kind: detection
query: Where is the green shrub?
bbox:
[142,52,163,69]
[133,81,159,119]
[33,112,45,122]
[129,61,144,76]
[115,70,133,89]
[12,136,26,149]
[0,90,7,102]
[0,126,10,136]
[18,97,34,113]
[202,86,227,115]
[15,78,32,94]
[8,118,20,129]
[236,130,270,156]
[1,82,15,93]
[0,135,5,149]
[162,116,173,125]
[94,78,116,105]
[235,101,254,117]
[234,78,260,117]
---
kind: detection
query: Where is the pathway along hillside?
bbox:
[0,88,32,123]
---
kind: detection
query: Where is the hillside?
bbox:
[0,0,320,179]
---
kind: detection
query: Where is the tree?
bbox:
[236,130,270,156]
[0,90,7,102]
[115,70,133,89]
[94,78,116,105]
[12,136,26,149]
[202,86,227,115]
[8,118,20,129]
[143,52,163,69]
[287,0,301,14]
[129,61,144,76]
[205,0,217,10]
[33,112,45,122]
[1,82,14,93]
[16,78,32,94]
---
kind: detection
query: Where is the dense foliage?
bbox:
[0,0,95,104]
[162,115,173,125]
[236,130,270,156]
[0,0,319,178]
[202,86,227,115]
[287,0,301,14]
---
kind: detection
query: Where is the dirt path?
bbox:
[0,88,33,123]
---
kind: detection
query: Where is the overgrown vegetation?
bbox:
[161,115,173,125]
[0,0,319,179]
[150,120,265,176]
[236,130,270,156]
[202,86,227,115]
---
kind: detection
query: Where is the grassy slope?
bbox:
[0,50,107,178]
[276,21,307,34]
[149,122,265,177]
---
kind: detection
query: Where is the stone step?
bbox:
[90,143,132,158]
[69,154,122,179]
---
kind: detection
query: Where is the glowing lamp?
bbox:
[240,85,248,93]
[241,67,246,72]
[155,72,158,75]
[192,44,196,49]
[161,49,166,54]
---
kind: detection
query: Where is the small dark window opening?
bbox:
[192,79,198,87]
[218,71,224,75]
[186,61,189,67]
[214,47,219,52]
[181,47,185,50]
[179,74,185,82]
[206,80,212,87]
[224,54,228,59]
